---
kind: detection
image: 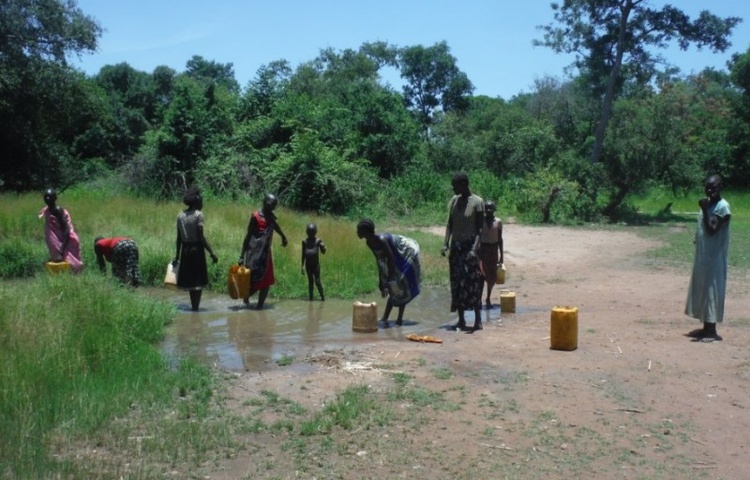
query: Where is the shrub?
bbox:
[0,238,43,278]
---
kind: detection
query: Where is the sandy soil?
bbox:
[204,223,750,480]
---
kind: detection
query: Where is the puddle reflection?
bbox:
[154,286,506,371]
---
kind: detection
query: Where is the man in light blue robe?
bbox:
[685,174,731,342]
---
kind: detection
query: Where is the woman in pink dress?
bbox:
[38,189,83,273]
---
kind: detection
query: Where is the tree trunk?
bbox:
[603,184,630,220]
[541,186,561,224]
[590,0,634,164]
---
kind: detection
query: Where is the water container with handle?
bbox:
[550,306,578,351]
[495,263,506,285]
[228,264,251,299]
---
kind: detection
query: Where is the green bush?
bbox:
[0,238,43,278]
[516,169,599,224]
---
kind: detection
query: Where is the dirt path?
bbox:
[208,224,750,479]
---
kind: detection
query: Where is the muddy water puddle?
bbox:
[152,286,510,371]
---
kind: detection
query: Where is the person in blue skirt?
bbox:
[357,219,421,328]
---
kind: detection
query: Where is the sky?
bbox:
[72,1,750,100]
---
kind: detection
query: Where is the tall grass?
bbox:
[0,188,448,297]
[0,273,186,477]
[0,187,456,477]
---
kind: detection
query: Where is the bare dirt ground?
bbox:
[205,224,750,480]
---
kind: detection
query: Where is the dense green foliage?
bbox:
[0,0,747,223]
[536,0,741,168]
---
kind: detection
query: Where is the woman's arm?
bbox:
[174,219,182,264]
[274,221,288,247]
[375,234,397,281]
[442,218,452,256]
[54,207,71,255]
[470,208,483,255]
[95,243,106,273]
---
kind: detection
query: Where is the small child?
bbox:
[301,223,326,301]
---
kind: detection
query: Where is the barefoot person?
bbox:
[174,187,219,311]
[357,219,421,328]
[685,174,731,342]
[478,200,504,309]
[301,223,326,301]
[441,172,484,331]
[239,194,288,309]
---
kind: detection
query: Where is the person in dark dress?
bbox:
[174,187,218,311]
[239,193,288,309]
[441,172,484,331]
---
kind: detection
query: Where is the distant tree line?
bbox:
[1,0,746,222]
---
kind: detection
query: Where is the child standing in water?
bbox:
[301,223,326,301]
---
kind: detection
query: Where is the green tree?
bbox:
[240,60,292,119]
[430,95,558,177]
[728,48,750,185]
[523,76,595,151]
[0,0,101,190]
[185,55,239,93]
[151,65,176,117]
[134,73,235,196]
[85,63,156,160]
[245,46,421,180]
[599,71,736,217]
[399,41,474,132]
[536,0,741,166]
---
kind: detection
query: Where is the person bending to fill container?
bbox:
[357,219,421,328]
[94,236,143,286]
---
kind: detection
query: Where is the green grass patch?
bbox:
[631,187,750,272]
[276,354,295,366]
[0,273,228,478]
[431,366,454,380]
[0,190,447,297]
